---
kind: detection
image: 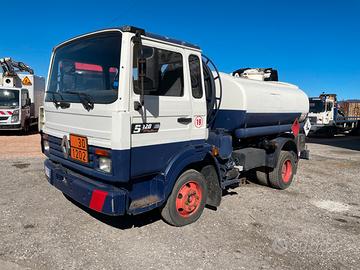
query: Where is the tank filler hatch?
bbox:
[232,68,278,81]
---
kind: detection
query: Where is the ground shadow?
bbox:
[0,126,38,137]
[307,135,360,151]
[63,194,161,229]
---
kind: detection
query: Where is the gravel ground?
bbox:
[0,131,41,159]
[0,134,359,270]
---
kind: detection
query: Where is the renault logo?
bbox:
[61,135,70,158]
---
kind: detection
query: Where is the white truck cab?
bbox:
[41,26,309,226]
[0,58,45,132]
[308,96,335,126]
[308,94,360,136]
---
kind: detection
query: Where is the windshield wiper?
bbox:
[46,91,70,109]
[62,91,94,111]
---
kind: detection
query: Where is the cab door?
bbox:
[187,53,207,144]
[130,41,194,178]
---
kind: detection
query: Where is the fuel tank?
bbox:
[212,72,309,139]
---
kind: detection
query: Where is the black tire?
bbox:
[255,167,269,186]
[161,169,208,227]
[268,151,297,189]
[21,120,30,135]
[326,126,336,138]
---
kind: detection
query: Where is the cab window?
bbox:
[133,45,184,97]
[326,102,333,112]
[188,55,203,99]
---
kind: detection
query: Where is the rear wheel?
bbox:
[268,151,296,189]
[255,151,296,190]
[255,168,269,186]
[161,169,208,226]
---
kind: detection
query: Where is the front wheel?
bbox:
[161,169,208,227]
[21,120,30,135]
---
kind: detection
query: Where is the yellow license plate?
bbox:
[69,134,89,163]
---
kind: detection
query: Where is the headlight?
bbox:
[43,140,50,152]
[98,157,112,173]
[11,109,19,123]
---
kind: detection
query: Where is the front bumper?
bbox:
[44,159,128,216]
[309,124,327,133]
[0,123,22,130]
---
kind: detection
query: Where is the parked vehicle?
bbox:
[0,58,45,132]
[308,93,360,136]
[40,26,309,226]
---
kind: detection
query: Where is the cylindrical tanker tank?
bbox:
[212,72,309,139]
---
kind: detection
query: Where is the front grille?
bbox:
[48,135,95,169]
[309,117,317,124]
[0,116,9,121]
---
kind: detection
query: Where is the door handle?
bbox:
[177,117,192,124]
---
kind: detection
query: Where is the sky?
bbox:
[0,0,359,100]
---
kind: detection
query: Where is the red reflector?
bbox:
[89,189,108,212]
[292,118,300,137]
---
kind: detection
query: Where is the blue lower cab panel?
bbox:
[47,135,130,183]
[45,159,128,216]
[47,135,203,183]
[130,140,204,178]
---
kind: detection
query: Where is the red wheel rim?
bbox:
[175,181,202,218]
[281,160,293,183]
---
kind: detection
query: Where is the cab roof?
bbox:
[54,26,201,51]
[119,25,201,50]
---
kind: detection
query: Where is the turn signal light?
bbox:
[95,149,109,157]
[211,146,219,157]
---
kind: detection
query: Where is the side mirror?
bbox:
[134,56,146,111]
[137,56,146,103]
[133,30,145,111]
[22,98,30,108]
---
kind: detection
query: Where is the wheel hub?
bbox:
[176,181,202,217]
[281,160,293,183]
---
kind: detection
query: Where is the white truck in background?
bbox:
[308,93,360,136]
[0,58,45,133]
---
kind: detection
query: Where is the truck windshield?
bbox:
[0,89,19,108]
[309,99,325,113]
[46,31,121,105]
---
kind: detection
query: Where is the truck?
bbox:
[0,58,45,132]
[308,93,360,136]
[40,26,309,226]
